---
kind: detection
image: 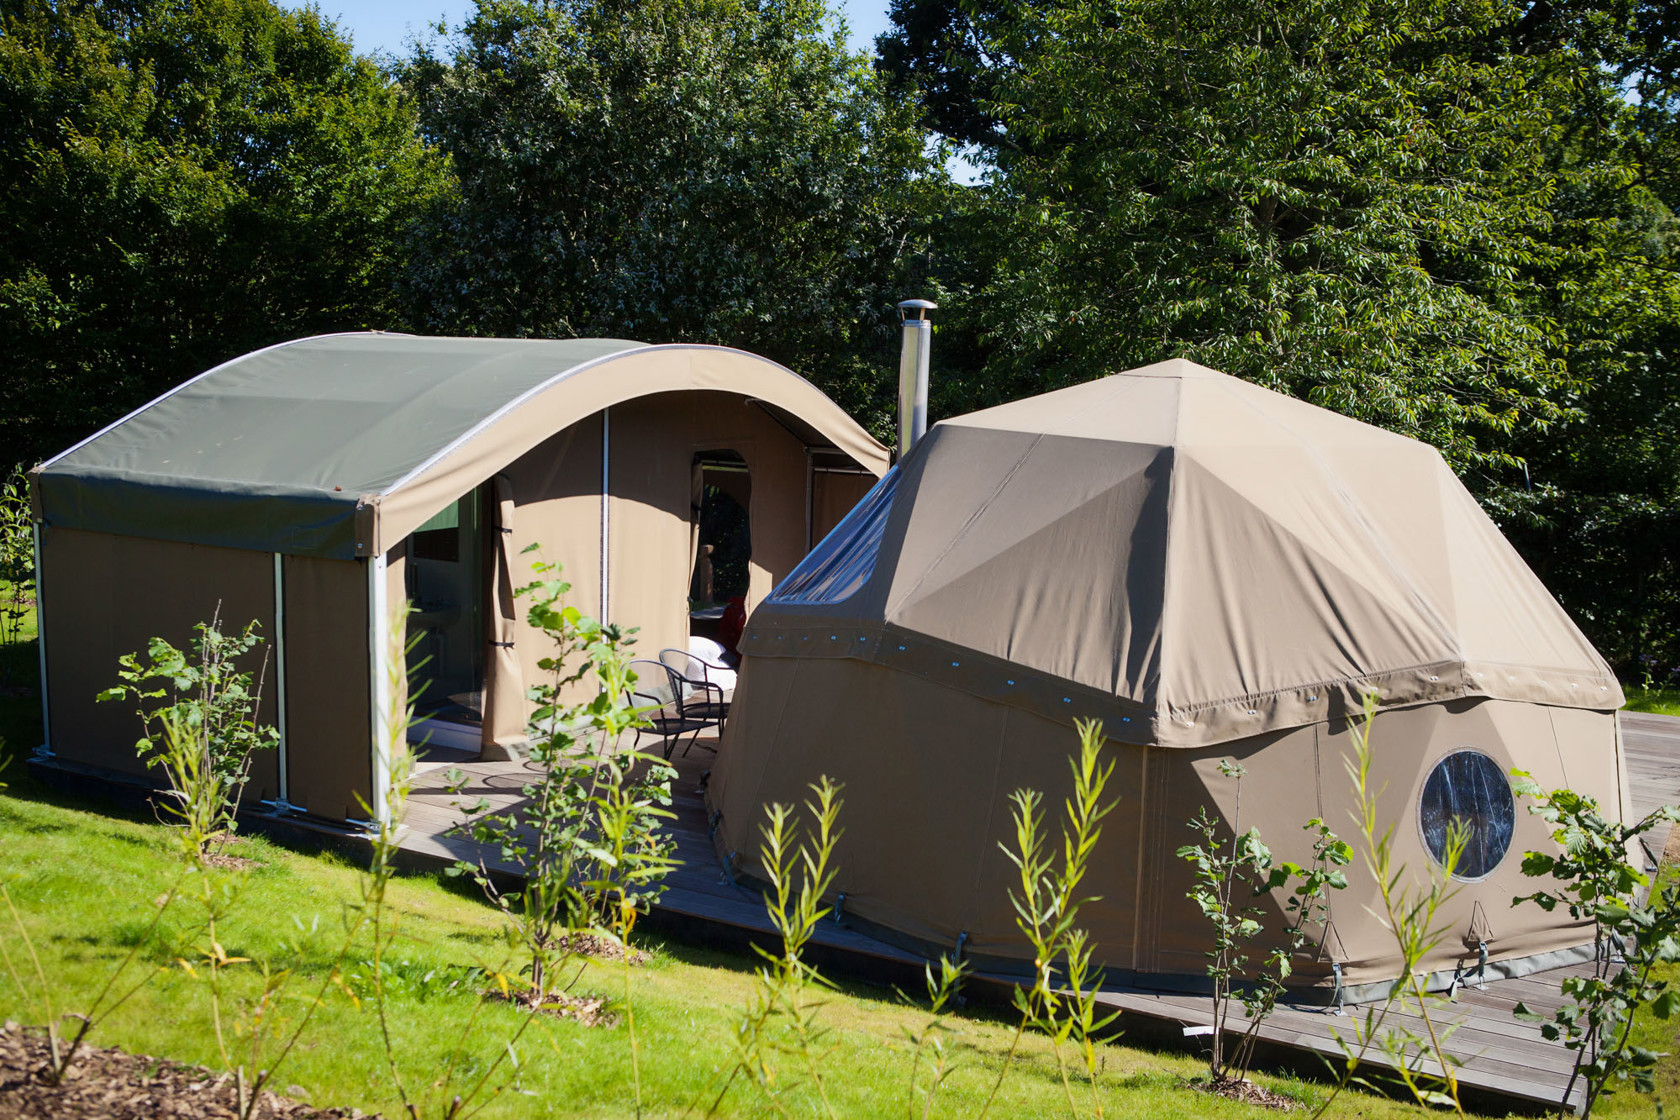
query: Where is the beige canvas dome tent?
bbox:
[29,333,887,824]
[708,358,1628,993]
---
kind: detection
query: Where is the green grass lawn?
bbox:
[1625,687,1680,717]
[0,778,1469,1120]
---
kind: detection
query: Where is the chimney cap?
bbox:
[897,299,938,321]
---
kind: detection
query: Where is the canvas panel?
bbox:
[40,528,279,799]
[1313,699,1599,986]
[888,434,1170,699]
[747,358,1619,748]
[280,555,372,821]
[811,470,875,546]
[483,475,525,751]
[606,391,836,658]
[501,420,605,703]
[33,335,643,558]
[717,652,1608,984]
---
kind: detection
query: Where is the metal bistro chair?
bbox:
[627,658,720,760]
[659,646,732,731]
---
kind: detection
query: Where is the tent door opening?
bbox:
[690,451,751,648]
[405,488,486,751]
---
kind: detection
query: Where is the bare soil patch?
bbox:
[0,1022,366,1119]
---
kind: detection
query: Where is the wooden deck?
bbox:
[397,713,1680,1115]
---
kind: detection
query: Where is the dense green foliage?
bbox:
[0,0,448,468]
[401,0,945,431]
[0,0,1673,675]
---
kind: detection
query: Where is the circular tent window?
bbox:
[1418,750,1516,880]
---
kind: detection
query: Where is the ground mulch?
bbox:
[482,989,617,1027]
[0,1022,368,1119]
[1191,1075,1300,1110]
[558,931,650,965]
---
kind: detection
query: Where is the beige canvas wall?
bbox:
[811,471,876,547]
[709,655,1615,988]
[492,393,832,701]
[498,418,605,705]
[280,554,371,821]
[40,528,280,800]
[606,391,812,659]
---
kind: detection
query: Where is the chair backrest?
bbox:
[626,659,679,708]
[658,647,702,689]
[682,638,737,690]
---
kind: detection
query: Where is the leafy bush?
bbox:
[1511,774,1680,1116]
[1178,760,1348,1086]
[98,610,278,862]
[449,551,677,1009]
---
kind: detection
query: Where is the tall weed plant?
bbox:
[709,776,845,1119]
[981,717,1119,1120]
[1315,691,1469,1117]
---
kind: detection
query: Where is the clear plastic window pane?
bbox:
[1418,749,1515,880]
[770,469,900,605]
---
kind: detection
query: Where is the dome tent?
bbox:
[706,358,1627,993]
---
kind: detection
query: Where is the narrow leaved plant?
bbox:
[709,776,845,1120]
[901,954,969,1120]
[980,717,1119,1120]
[1315,690,1469,1118]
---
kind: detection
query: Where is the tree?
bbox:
[942,0,1601,475]
[401,0,946,438]
[0,0,448,469]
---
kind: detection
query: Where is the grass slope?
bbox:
[0,781,1450,1120]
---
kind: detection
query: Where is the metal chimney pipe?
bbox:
[897,299,936,458]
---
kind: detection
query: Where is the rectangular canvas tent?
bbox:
[30,334,888,824]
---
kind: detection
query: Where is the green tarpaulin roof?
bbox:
[34,333,645,558]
